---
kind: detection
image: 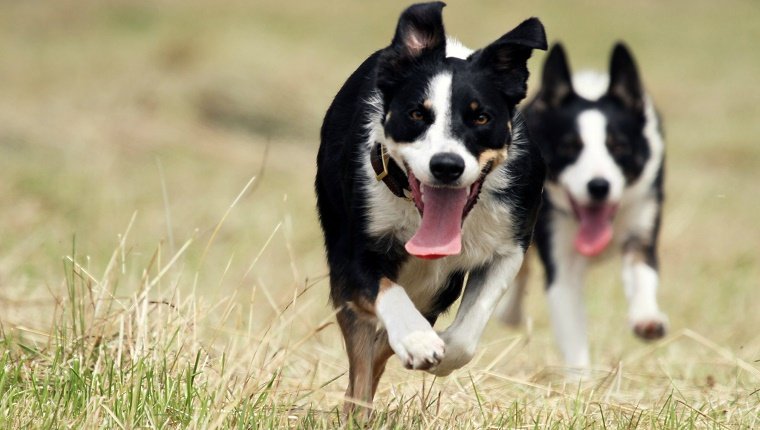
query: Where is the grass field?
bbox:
[1,0,759,428]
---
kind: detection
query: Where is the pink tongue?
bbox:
[405,185,468,259]
[574,205,615,257]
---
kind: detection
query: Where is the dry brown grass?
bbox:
[1,0,759,427]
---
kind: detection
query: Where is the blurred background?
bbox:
[1,0,758,392]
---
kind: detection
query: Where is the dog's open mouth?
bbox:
[569,196,618,257]
[404,163,492,260]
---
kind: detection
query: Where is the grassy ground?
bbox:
[1,0,759,428]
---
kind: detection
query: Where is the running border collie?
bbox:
[496,42,667,368]
[315,2,546,412]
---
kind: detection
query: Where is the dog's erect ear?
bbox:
[391,2,447,58]
[473,17,548,104]
[377,2,447,97]
[537,43,573,107]
[608,42,644,112]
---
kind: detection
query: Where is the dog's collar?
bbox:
[370,142,411,200]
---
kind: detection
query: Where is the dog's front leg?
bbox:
[546,250,590,370]
[622,239,668,340]
[375,278,445,370]
[429,253,524,376]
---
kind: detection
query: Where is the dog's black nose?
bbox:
[587,178,610,201]
[430,153,465,183]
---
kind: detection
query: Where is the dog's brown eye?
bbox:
[558,135,582,158]
[607,135,631,157]
[474,113,490,126]
[409,110,424,121]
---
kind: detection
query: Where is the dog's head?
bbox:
[525,42,653,256]
[375,2,546,258]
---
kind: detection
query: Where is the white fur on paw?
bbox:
[630,311,669,341]
[391,330,445,370]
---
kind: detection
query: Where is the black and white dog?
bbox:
[496,43,667,368]
[315,2,546,411]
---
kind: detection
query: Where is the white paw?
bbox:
[427,332,475,377]
[630,311,669,341]
[390,330,445,370]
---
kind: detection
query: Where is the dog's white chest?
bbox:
[396,258,452,310]
[392,196,517,311]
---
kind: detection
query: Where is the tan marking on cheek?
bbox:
[422,99,433,110]
[386,111,392,122]
[469,101,479,111]
[507,120,512,134]
[479,148,508,168]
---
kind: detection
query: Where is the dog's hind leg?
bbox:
[337,275,443,418]
[337,308,377,418]
[370,330,394,399]
[494,260,530,327]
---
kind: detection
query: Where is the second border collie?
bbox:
[497,42,667,368]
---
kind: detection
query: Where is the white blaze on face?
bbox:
[388,72,481,187]
[558,109,625,206]
[384,72,484,259]
[557,109,627,257]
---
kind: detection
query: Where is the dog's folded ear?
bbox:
[472,18,548,104]
[608,42,644,113]
[536,43,574,108]
[377,2,447,97]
